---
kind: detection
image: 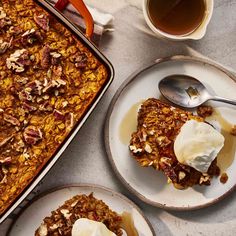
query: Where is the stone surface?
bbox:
[1,0,236,235]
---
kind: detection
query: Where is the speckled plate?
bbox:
[7,184,155,236]
[104,55,236,210]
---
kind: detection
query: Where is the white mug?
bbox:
[143,0,214,41]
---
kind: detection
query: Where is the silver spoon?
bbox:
[158,75,236,108]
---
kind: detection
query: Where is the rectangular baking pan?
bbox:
[0,0,114,224]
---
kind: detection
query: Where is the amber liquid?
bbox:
[148,0,206,35]
[121,212,139,236]
[119,101,144,145]
[206,109,236,173]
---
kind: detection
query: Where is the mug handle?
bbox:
[55,0,94,39]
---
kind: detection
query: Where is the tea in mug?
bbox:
[148,0,206,36]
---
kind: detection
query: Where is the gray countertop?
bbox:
[1,0,236,235]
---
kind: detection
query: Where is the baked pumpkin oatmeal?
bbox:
[35,193,123,236]
[129,98,221,189]
[0,0,108,215]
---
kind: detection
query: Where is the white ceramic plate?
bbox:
[105,55,236,210]
[7,185,154,236]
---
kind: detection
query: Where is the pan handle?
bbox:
[55,0,94,39]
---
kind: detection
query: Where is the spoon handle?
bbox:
[211,96,236,106]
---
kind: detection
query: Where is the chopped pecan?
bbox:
[159,161,178,183]
[65,113,74,130]
[17,50,31,66]
[6,49,31,73]
[0,135,14,148]
[18,90,33,101]
[0,156,12,165]
[0,7,7,19]
[74,53,87,69]
[42,78,66,93]
[21,28,43,46]
[50,52,61,65]
[52,65,62,77]
[0,15,11,29]
[15,76,29,85]
[53,110,64,121]
[25,80,43,95]
[3,114,20,126]
[8,25,23,35]
[22,102,37,112]
[41,45,51,69]
[23,126,43,145]
[0,168,4,183]
[34,13,49,31]
[39,101,53,112]
[0,38,12,54]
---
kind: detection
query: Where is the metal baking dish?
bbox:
[0,0,114,224]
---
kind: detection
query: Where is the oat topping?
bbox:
[0,0,108,216]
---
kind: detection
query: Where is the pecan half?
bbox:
[41,45,51,69]
[53,110,64,121]
[23,126,43,145]
[33,14,49,31]
[3,114,20,126]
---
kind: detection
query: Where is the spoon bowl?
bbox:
[158,75,236,108]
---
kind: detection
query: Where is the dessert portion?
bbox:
[129,98,223,189]
[0,0,108,215]
[35,193,123,236]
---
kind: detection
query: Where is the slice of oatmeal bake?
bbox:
[35,193,123,236]
[129,98,220,189]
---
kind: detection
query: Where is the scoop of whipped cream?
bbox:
[174,120,224,173]
[72,218,116,236]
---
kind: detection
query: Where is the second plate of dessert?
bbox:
[7,184,154,235]
[105,55,236,210]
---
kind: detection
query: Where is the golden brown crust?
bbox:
[35,193,123,236]
[129,98,220,189]
[0,0,108,215]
